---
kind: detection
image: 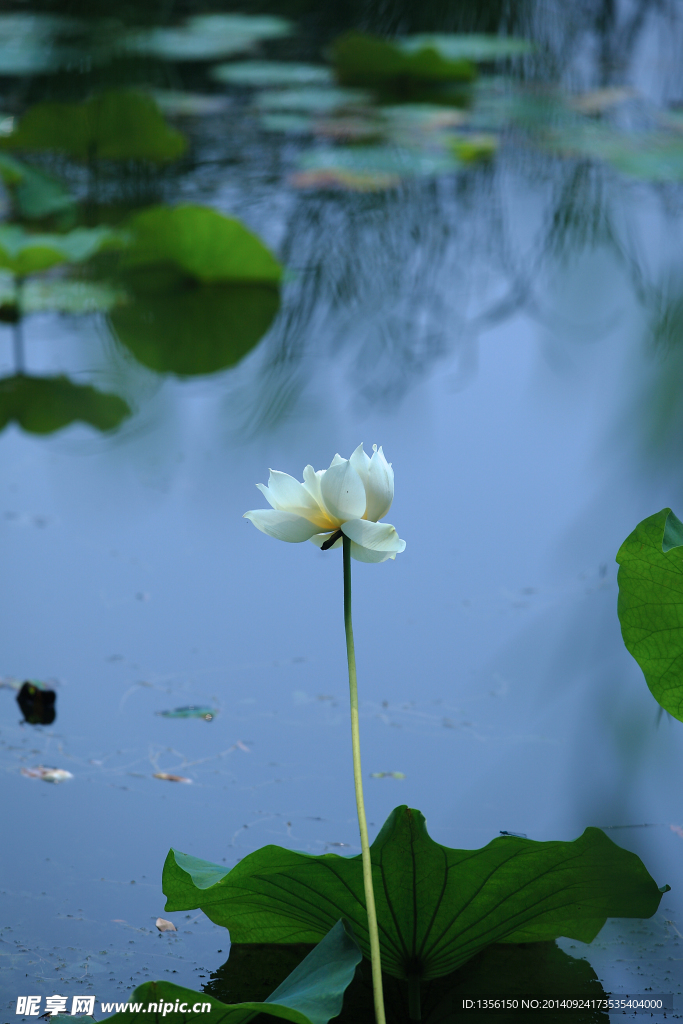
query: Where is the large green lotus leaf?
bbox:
[398,34,534,62]
[332,32,477,88]
[2,91,186,163]
[0,225,124,276]
[163,805,666,982]
[78,921,360,1024]
[212,61,333,88]
[0,374,130,434]
[125,15,290,62]
[616,507,683,721]
[0,153,75,220]
[122,205,282,284]
[109,283,279,376]
[208,939,607,1023]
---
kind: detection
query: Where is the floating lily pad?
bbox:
[163,804,667,981]
[0,153,75,220]
[260,114,317,135]
[101,920,360,1024]
[291,168,400,192]
[447,132,498,161]
[617,508,683,722]
[212,61,333,88]
[380,103,468,132]
[156,706,217,720]
[254,87,372,114]
[2,91,187,163]
[109,282,279,377]
[398,33,534,63]
[122,205,282,284]
[0,276,126,315]
[0,225,124,276]
[0,14,76,75]
[293,145,460,190]
[0,374,130,433]
[332,32,477,89]
[125,14,290,62]
[147,90,232,117]
[547,123,683,181]
[21,280,126,314]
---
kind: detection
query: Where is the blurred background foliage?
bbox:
[0,0,680,453]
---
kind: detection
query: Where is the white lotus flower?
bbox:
[244,443,406,563]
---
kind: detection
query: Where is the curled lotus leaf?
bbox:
[83,920,360,1024]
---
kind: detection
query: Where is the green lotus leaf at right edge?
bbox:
[617,506,683,721]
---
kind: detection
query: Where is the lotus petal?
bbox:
[243,509,322,543]
[320,460,366,522]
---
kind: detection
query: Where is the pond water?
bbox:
[2,0,683,1018]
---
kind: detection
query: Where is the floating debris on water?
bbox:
[21,765,72,783]
[16,679,56,724]
[499,830,528,838]
[156,705,216,720]
[153,772,192,783]
[156,917,177,932]
[370,771,406,779]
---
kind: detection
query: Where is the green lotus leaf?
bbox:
[2,90,186,163]
[122,205,282,284]
[0,374,130,434]
[332,32,477,89]
[109,282,279,376]
[79,921,360,1024]
[617,507,683,721]
[163,805,666,982]
[0,225,124,276]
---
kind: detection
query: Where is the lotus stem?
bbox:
[342,535,386,1024]
[13,278,24,374]
[408,975,421,1021]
